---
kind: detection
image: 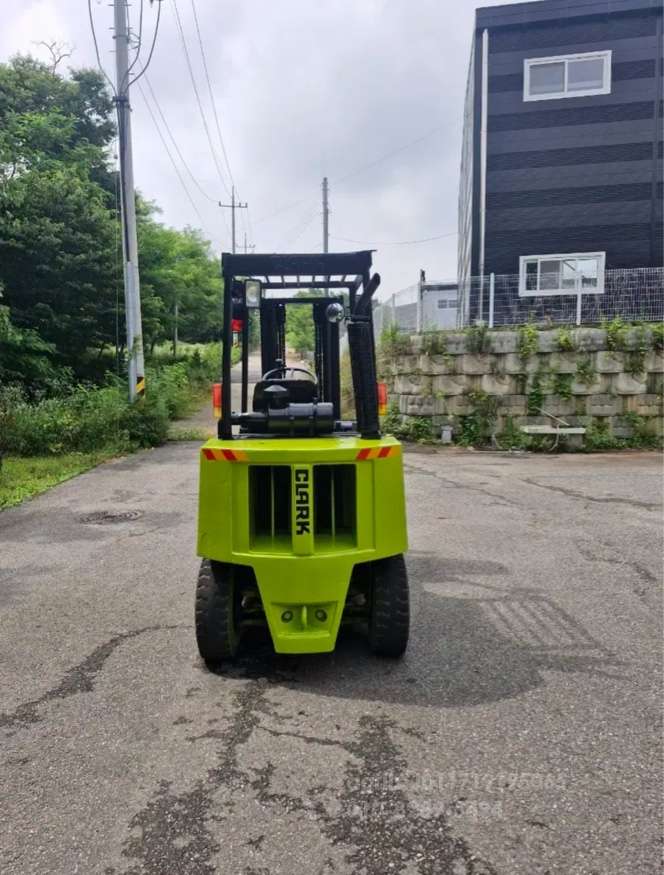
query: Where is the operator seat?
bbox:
[252,376,318,413]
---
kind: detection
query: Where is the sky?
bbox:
[1,0,524,299]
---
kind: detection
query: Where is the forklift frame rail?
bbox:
[220,250,381,441]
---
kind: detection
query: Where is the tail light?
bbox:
[212,382,222,419]
[377,382,388,416]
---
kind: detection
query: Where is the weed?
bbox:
[584,418,621,451]
[496,416,531,450]
[604,316,628,351]
[465,324,489,354]
[621,412,662,448]
[552,373,574,400]
[624,325,649,377]
[518,323,539,361]
[576,355,597,386]
[456,390,499,447]
[421,332,447,355]
[652,322,664,352]
[0,352,218,457]
[406,417,437,442]
[527,373,545,414]
[382,400,403,436]
[379,323,411,357]
[555,326,576,352]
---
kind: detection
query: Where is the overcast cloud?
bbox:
[1,0,522,298]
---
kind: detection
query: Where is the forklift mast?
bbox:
[219,251,381,441]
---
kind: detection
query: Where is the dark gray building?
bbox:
[458,0,663,319]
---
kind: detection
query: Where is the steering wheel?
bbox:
[263,366,318,384]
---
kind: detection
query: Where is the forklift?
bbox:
[196,250,409,664]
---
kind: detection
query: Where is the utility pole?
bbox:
[219,185,248,253]
[113,0,145,400]
[173,298,179,358]
[322,176,329,253]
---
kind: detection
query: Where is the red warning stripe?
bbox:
[201,448,249,462]
[355,446,397,460]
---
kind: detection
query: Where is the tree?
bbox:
[137,205,222,351]
[0,55,223,392]
[285,290,325,357]
[0,304,72,395]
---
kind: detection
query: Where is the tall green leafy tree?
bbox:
[0,57,119,368]
[138,206,222,350]
[0,55,223,391]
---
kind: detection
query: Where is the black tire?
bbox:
[195,559,239,664]
[369,554,410,658]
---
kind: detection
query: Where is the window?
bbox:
[519,253,605,296]
[524,51,611,101]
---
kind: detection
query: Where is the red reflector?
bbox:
[356,448,372,461]
[221,449,237,461]
[203,448,215,460]
[377,381,388,415]
[378,446,391,458]
[232,318,243,333]
[212,382,222,416]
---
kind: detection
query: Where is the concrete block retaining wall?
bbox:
[382,327,663,443]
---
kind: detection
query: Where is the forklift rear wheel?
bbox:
[369,554,409,658]
[195,559,239,664]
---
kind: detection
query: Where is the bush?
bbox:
[0,347,221,457]
[456,391,499,447]
[0,384,125,456]
[120,396,170,448]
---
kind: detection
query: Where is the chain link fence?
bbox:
[374,267,663,336]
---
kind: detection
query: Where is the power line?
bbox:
[126,0,144,77]
[284,206,320,246]
[171,0,232,198]
[254,195,311,226]
[87,0,117,95]
[253,125,444,229]
[334,125,443,187]
[143,78,215,206]
[330,231,457,246]
[126,0,163,89]
[137,80,208,230]
[144,75,232,238]
[189,0,235,189]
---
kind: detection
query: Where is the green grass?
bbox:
[0,452,115,509]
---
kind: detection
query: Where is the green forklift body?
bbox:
[197,434,408,654]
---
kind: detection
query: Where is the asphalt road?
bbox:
[1,441,661,874]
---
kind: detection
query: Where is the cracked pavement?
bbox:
[0,442,661,874]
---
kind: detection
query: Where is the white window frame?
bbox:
[518,252,606,297]
[523,50,612,102]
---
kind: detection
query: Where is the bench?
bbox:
[520,411,586,450]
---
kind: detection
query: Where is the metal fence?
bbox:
[374,267,664,335]
[460,267,664,328]
[374,280,459,336]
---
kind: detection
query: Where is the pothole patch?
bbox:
[81,510,143,525]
